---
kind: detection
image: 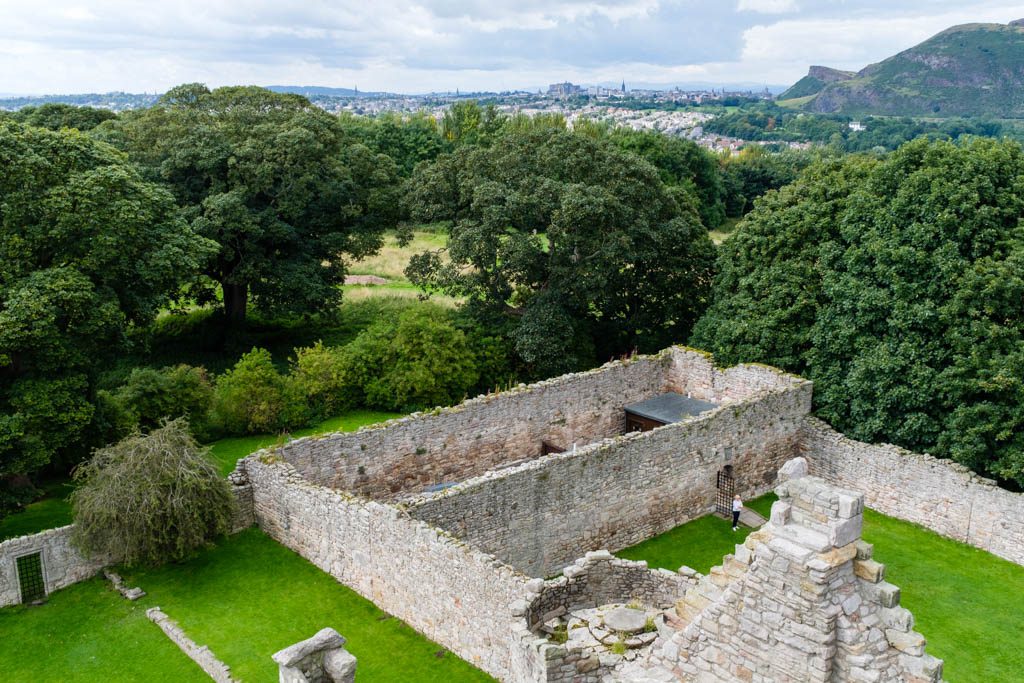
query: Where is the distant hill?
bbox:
[778,66,856,100]
[266,85,384,98]
[780,21,1024,117]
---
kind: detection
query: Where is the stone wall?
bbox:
[801,417,1024,567]
[274,354,671,500]
[0,525,109,608]
[242,456,529,679]
[509,551,694,682]
[406,379,811,577]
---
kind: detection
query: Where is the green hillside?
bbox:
[790,21,1024,117]
[778,66,856,100]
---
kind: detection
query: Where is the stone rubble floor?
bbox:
[542,603,664,667]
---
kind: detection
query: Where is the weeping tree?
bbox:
[70,419,235,566]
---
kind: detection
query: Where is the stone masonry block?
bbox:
[854,559,885,584]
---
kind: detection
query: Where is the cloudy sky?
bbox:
[1,1,1022,94]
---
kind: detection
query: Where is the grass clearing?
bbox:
[618,497,1024,682]
[0,479,75,542]
[0,577,205,681]
[347,230,447,280]
[208,409,400,476]
[123,528,494,682]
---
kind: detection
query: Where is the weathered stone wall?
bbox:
[509,551,693,683]
[665,348,807,403]
[801,417,1024,567]
[406,380,811,577]
[0,525,109,608]
[275,354,672,500]
[243,456,529,679]
[147,606,237,682]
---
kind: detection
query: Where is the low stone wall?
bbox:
[147,606,237,682]
[801,417,1024,567]
[406,380,811,577]
[0,525,109,608]
[509,551,693,682]
[275,354,671,500]
[243,456,529,679]
[666,347,807,402]
[521,551,692,631]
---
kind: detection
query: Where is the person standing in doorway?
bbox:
[732,494,743,531]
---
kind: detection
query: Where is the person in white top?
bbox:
[732,494,743,531]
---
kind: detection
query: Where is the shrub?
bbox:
[110,365,214,438]
[210,348,308,435]
[343,308,479,412]
[291,341,357,419]
[70,419,235,566]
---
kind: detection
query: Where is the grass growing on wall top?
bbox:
[617,497,1024,683]
[123,528,495,682]
[0,577,206,681]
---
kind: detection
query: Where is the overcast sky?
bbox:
[1,1,1022,94]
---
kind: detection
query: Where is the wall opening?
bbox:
[16,552,45,604]
[716,466,735,516]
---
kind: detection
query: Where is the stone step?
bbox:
[714,507,768,528]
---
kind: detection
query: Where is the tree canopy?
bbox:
[406,127,717,376]
[98,84,401,323]
[692,137,1024,486]
[0,120,213,496]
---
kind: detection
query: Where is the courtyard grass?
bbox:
[617,499,1024,683]
[122,528,494,682]
[0,577,206,681]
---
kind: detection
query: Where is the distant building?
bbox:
[548,82,583,97]
[849,121,866,132]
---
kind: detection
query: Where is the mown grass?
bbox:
[122,528,495,682]
[618,497,1024,683]
[0,409,400,537]
[207,409,399,476]
[0,479,75,542]
[616,493,776,573]
[0,577,205,681]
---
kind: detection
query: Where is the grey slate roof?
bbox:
[624,392,719,425]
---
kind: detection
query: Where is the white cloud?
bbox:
[0,1,1022,94]
[736,0,798,14]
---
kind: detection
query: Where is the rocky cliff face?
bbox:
[782,21,1024,116]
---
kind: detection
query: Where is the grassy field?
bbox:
[0,577,205,681]
[122,529,494,682]
[0,479,75,542]
[207,409,399,476]
[0,409,400,539]
[618,499,1024,682]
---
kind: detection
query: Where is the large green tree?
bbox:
[10,103,117,131]
[99,84,400,323]
[693,138,1024,486]
[406,127,716,376]
[0,121,213,495]
[609,129,727,229]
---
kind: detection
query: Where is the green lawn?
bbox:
[0,410,400,539]
[617,493,776,574]
[617,498,1024,683]
[0,577,205,681]
[0,479,75,542]
[207,409,399,476]
[122,529,494,682]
